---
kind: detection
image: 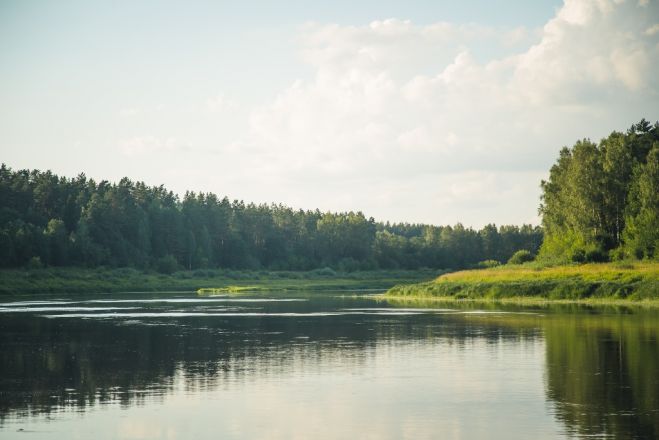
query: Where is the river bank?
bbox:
[386,262,659,305]
[0,267,441,295]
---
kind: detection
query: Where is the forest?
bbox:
[540,119,658,262]
[2,119,655,273]
[0,164,541,272]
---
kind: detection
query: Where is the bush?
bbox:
[584,247,608,263]
[508,250,534,265]
[569,244,608,263]
[192,269,209,278]
[609,247,627,261]
[570,248,586,263]
[26,256,43,269]
[174,271,193,279]
[310,267,337,277]
[156,254,180,274]
[477,260,501,269]
[113,267,139,277]
[338,257,360,272]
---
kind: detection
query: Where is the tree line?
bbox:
[539,119,658,262]
[0,164,541,271]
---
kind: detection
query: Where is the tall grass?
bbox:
[0,267,442,295]
[387,262,659,303]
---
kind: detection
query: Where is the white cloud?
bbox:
[221,0,658,226]
[645,23,659,36]
[513,0,658,99]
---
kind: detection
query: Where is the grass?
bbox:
[197,286,264,294]
[384,294,659,308]
[386,261,659,304]
[0,267,442,295]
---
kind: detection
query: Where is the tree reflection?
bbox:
[1,299,657,440]
[543,311,659,439]
[0,300,538,422]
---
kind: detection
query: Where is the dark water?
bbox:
[0,292,657,439]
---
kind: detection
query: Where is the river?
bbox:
[1,292,657,439]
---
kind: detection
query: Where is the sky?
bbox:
[1,0,658,227]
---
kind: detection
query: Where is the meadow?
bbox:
[0,267,441,295]
[386,262,659,304]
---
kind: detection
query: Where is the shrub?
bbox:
[338,257,360,272]
[477,260,501,269]
[609,247,627,261]
[569,244,608,263]
[508,250,534,265]
[192,269,209,278]
[174,271,193,279]
[570,248,586,263]
[114,267,139,277]
[310,267,337,277]
[584,247,608,263]
[26,256,44,269]
[156,254,179,274]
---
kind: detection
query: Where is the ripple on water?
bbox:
[39,310,430,319]
[85,298,307,303]
[0,307,139,313]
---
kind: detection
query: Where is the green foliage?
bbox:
[386,262,659,303]
[0,267,440,294]
[0,164,543,271]
[540,119,659,262]
[26,256,43,269]
[541,312,659,438]
[156,254,179,274]
[476,260,501,268]
[310,267,337,277]
[507,250,534,265]
[197,285,260,294]
[623,144,659,259]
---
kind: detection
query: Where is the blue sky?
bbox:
[1,0,657,226]
[1,0,560,105]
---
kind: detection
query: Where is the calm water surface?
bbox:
[0,292,657,439]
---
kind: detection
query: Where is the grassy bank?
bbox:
[0,267,442,295]
[386,262,659,303]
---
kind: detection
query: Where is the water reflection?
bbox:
[0,293,657,439]
[544,311,659,439]
[396,301,659,440]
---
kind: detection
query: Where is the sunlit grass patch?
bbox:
[437,262,658,283]
[197,286,263,294]
[0,268,441,295]
[386,262,659,304]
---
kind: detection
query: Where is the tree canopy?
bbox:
[0,165,541,271]
[539,119,659,262]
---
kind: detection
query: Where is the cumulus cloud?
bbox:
[514,0,658,98]
[219,0,658,226]
[645,23,659,36]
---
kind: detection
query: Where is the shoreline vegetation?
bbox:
[0,267,441,295]
[385,120,658,307]
[385,262,659,305]
[1,121,657,305]
[0,163,541,273]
